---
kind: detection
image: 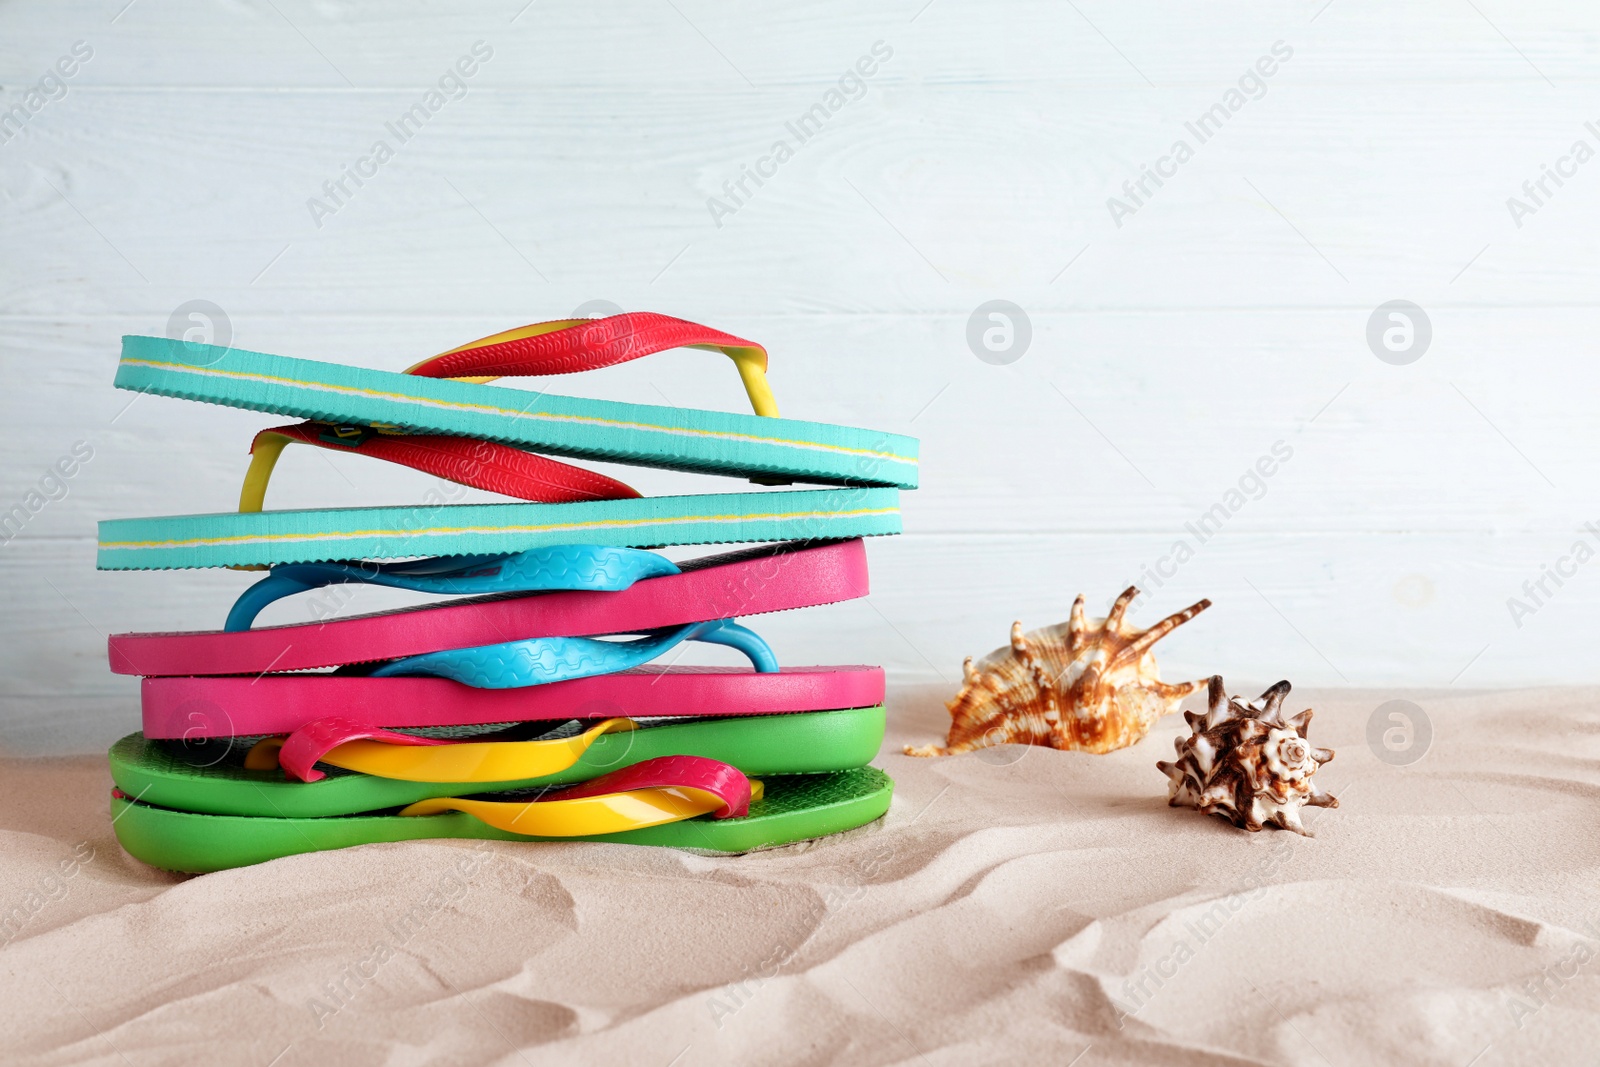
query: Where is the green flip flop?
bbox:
[110,767,894,873]
[108,706,886,818]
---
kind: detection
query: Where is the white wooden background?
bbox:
[2,0,1598,752]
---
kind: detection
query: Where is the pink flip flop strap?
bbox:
[243,313,761,505]
[407,313,765,380]
[275,716,446,783]
[142,665,885,739]
[252,423,640,504]
[109,539,869,678]
[542,755,752,819]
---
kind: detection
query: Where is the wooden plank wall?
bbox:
[1,1,1596,750]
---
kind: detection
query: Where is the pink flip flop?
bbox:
[141,664,885,740]
[108,539,869,678]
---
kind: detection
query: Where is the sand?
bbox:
[1,685,1598,1066]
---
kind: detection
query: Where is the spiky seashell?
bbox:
[904,587,1211,757]
[1158,676,1337,836]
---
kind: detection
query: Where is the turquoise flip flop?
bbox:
[96,487,900,570]
[116,323,917,490]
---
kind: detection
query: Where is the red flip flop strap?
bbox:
[256,423,639,504]
[278,715,445,783]
[407,312,765,380]
[544,755,753,819]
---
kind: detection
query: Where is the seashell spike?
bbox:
[905,587,1212,758]
[1157,677,1338,836]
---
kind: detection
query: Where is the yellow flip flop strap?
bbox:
[239,431,293,515]
[244,718,637,784]
[400,779,766,837]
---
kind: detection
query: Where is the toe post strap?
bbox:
[405,313,776,419]
[252,715,639,784]
[237,312,777,513]
[367,618,778,689]
[398,755,758,835]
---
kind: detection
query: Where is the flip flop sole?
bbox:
[110,539,872,678]
[96,488,899,571]
[111,705,886,818]
[142,667,886,739]
[110,766,894,873]
[117,336,919,489]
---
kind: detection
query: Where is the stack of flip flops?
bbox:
[99,313,917,873]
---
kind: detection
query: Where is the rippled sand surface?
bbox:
[1,686,1595,1066]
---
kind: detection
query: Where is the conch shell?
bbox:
[905,587,1211,757]
[1158,676,1337,835]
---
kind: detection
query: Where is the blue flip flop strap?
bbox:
[223,544,680,632]
[367,619,777,688]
